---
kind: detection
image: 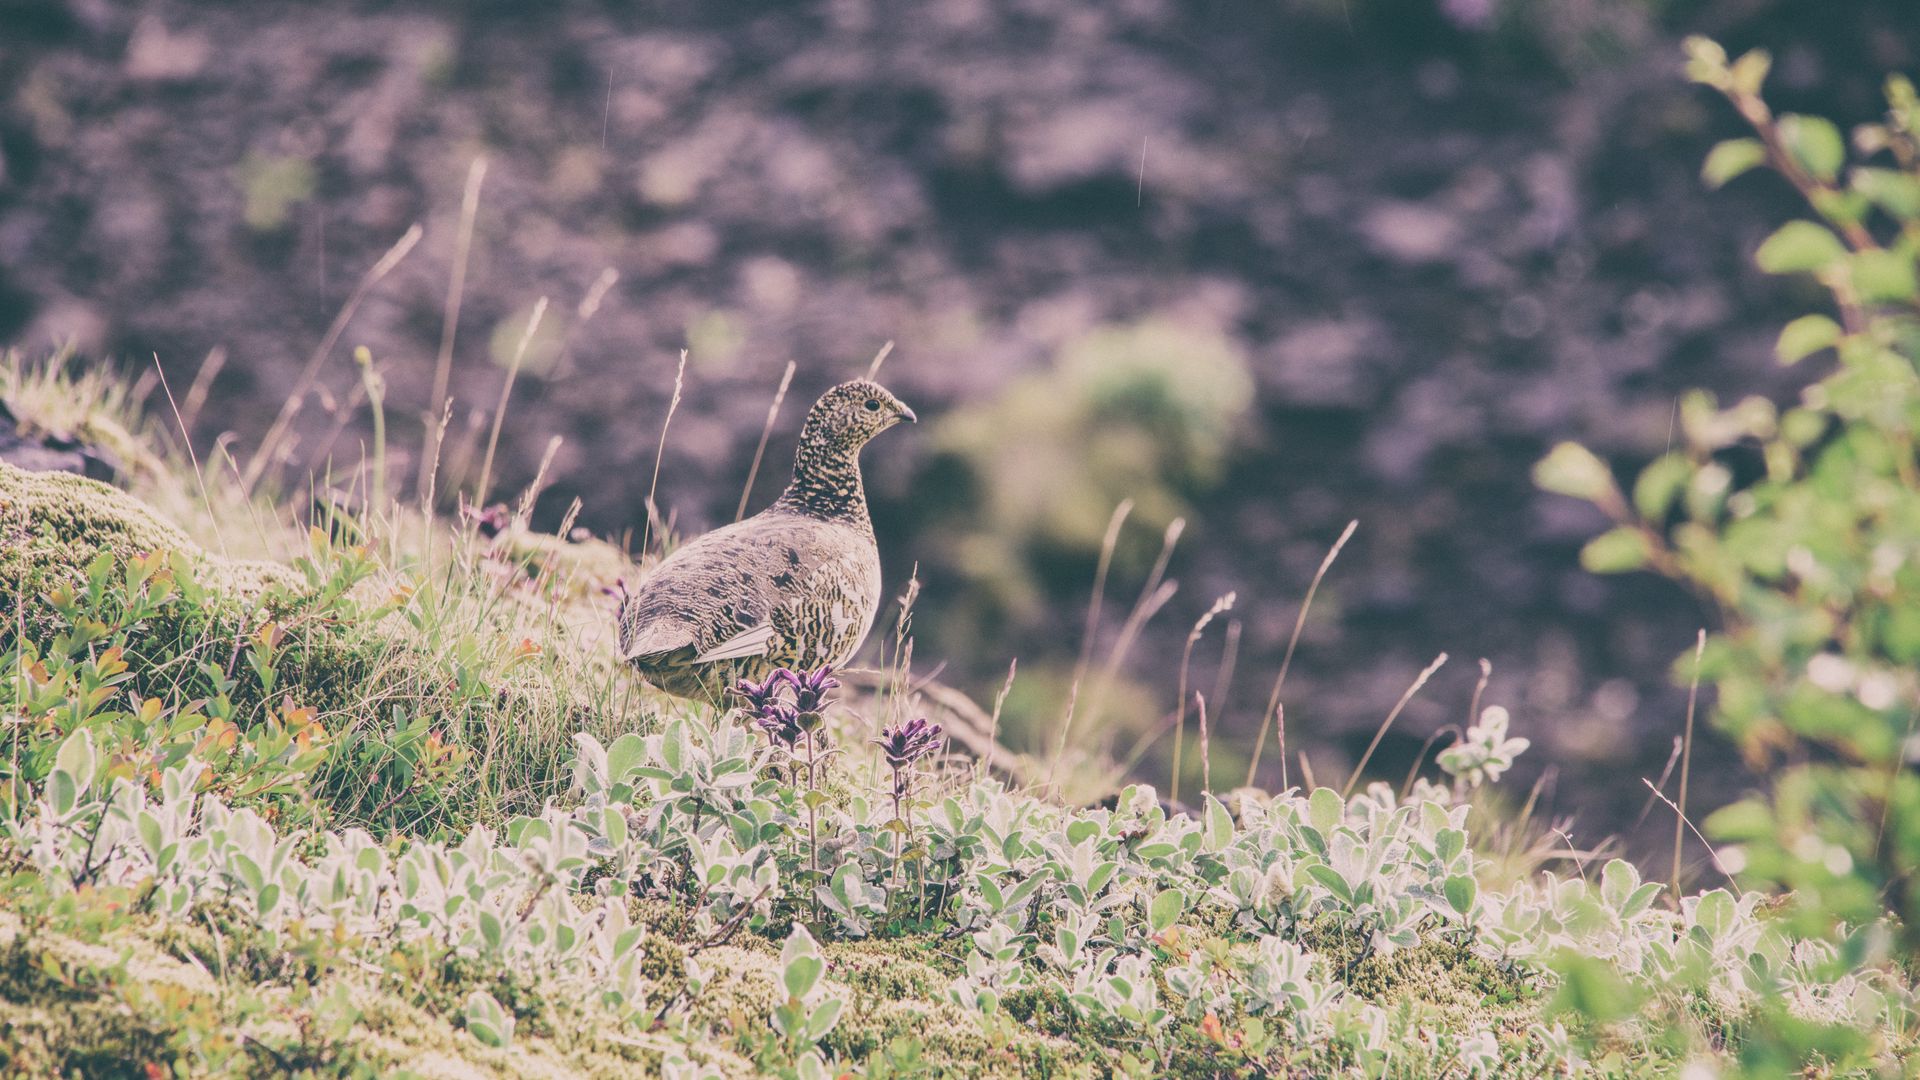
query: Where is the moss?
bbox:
[0,459,294,609]
[0,909,761,1079]
[1298,920,1536,1034]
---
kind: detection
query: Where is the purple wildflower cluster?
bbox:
[873,716,943,816]
[734,667,842,750]
[872,717,943,772]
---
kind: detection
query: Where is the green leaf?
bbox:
[53,728,95,792]
[1580,527,1652,574]
[784,955,823,1000]
[605,734,648,784]
[1682,36,1729,86]
[1533,442,1620,504]
[1849,249,1919,304]
[1774,314,1842,365]
[1851,166,1920,220]
[1632,454,1692,520]
[1148,887,1185,934]
[1303,863,1352,903]
[1727,48,1771,96]
[1703,799,1774,842]
[1434,828,1465,867]
[1777,115,1846,182]
[1693,889,1735,938]
[1755,221,1846,274]
[807,998,844,1041]
[1623,882,1663,919]
[1443,873,1477,916]
[1600,858,1639,908]
[1202,795,1234,854]
[1308,787,1343,834]
[1701,138,1767,189]
[1548,953,1642,1023]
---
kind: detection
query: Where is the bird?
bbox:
[616,378,916,703]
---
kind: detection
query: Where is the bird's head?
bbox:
[802,379,916,449]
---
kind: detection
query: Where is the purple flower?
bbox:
[872,717,943,771]
[776,666,841,715]
[732,672,788,716]
[752,702,805,750]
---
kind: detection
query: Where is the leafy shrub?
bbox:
[1537,40,1920,947]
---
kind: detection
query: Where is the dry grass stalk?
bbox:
[1196,694,1211,797]
[245,223,423,493]
[1247,519,1357,789]
[980,659,1018,785]
[1082,518,1185,731]
[1341,652,1448,798]
[421,157,489,494]
[1171,591,1234,806]
[865,340,895,381]
[179,346,226,433]
[1071,499,1135,694]
[640,349,689,559]
[475,296,549,508]
[737,360,797,522]
[1672,629,1706,903]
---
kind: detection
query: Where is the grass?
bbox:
[1,352,1915,1079]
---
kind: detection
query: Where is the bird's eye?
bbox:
[864,398,881,411]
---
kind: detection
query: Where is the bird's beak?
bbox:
[897,403,917,424]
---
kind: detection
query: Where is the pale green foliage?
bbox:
[1555,41,1920,953]
[1436,706,1531,789]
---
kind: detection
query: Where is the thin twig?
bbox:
[1466,657,1492,727]
[1634,736,1685,828]
[736,361,796,522]
[245,223,422,492]
[1399,724,1462,799]
[1248,520,1357,788]
[1342,653,1448,799]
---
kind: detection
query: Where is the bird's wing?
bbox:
[766,543,883,669]
[618,514,832,666]
[618,620,698,663]
[693,622,777,663]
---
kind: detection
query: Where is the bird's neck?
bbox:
[773,426,871,526]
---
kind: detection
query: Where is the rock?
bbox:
[0,399,117,481]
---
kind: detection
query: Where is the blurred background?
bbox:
[2,0,1915,860]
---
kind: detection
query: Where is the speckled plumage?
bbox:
[617,380,914,702]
